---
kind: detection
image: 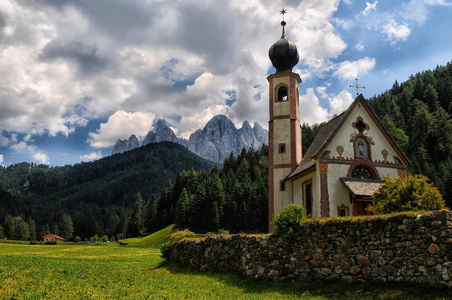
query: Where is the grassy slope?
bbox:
[120,224,175,248]
[1,243,451,299]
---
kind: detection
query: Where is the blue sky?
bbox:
[0,0,451,166]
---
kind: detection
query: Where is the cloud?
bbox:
[88,110,155,148]
[80,151,102,161]
[316,87,328,99]
[363,1,378,15]
[0,134,9,147]
[329,90,354,116]
[354,42,365,51]
[10,142,33,152]
[333,57,376,80]
[299,89,329,125]
[33,152,50,165]
[382,19,411,44]
[0,154,3,165]
[39,39,108,75]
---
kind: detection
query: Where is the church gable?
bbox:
[321,95,409,171]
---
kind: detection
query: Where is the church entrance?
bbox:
[353,198,374,216]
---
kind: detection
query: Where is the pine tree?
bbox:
[28,218,36,241]
[3,215,15,239]
[143,194,157,234]
[175,188,189,229]
[127,192,144,237]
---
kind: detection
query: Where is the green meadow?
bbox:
[0,236,451,299]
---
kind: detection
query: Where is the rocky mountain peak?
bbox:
[112,114,268,163]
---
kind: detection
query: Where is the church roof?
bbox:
[286,94,409,180]
[340,178,384,197]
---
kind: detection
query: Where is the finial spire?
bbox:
[279,8,287,36]
[349,78,366,96]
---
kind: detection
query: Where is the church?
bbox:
[267,16,410,230]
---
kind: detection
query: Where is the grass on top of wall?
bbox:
[298,209,439,226]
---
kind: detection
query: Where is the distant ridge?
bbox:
[112,115,268,163]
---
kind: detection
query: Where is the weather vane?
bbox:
[279,8,287,33]
[349,78,365,95]
[280,8,287,21]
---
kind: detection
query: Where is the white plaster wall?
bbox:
[376,167,399,179]
[273,167,293,215]
[327,164,353,217]
[324,105,401,164]
[273,119,291,165]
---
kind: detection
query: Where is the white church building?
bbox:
[267,16,409,230]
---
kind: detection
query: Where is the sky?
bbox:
[0,0,451,167]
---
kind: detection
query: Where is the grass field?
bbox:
[1,241,452,299]
[119,224,175,247]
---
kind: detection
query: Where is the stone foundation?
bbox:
[169,210,452,289]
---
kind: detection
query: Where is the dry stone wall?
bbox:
[169,210,452,289]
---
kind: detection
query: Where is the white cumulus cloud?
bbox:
[363,1,378,15]
[299,89,329,125]
[0,154,3,165]
[88,110,155,148]
[333,57,376,80]
[329,91,354,117]
[33,152,50,165]
[80,151,102,161]
[382,19,411,44]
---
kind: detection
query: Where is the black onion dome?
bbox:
[268,23,299,73]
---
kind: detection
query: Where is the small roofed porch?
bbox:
[340,177,384,216]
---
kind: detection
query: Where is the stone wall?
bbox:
[169,210,452,289]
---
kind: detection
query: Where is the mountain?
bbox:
[142,119,188,147]
[112,115,268,164]
[188,115,268,163]
[112,134,139,155]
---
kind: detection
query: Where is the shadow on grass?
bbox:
[160,262,452,300]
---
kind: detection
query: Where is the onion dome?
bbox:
[268,20,299,73]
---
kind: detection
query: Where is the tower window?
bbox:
[278,143,286,153]
[277,86,288,101]
[280,181,286,191]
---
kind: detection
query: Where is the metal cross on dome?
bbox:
[349,78,365,95]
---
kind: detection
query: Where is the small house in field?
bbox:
[42,233,65,243]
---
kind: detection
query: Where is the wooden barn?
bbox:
[42,233,65,243]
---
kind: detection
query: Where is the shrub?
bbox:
[74,236,81,243]
[160,243,173,259]
[170,229,196,243]
[271,204,306,241]
[369,174,446,214]
[217,229,230,235]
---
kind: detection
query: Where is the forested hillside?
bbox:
[0,142,214,240]
[148,146,269,234]
[367,62,452,207]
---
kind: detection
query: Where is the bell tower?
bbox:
[268,11,302,231]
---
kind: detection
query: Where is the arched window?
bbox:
[351,166,373,179]
[277,86,288,101]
